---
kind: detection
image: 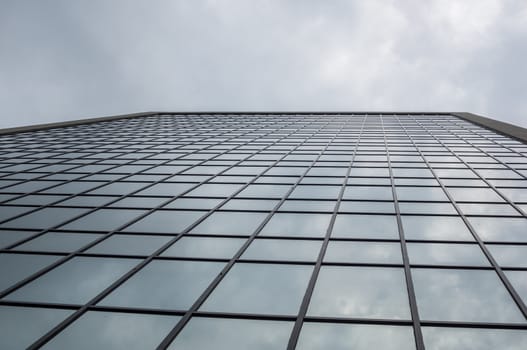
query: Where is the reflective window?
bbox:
[297,322,416,350]
[458,203,520,216]
[412,268,524,322]
[332,214,399,239]
[109,196,167,208]
[191,212,267,235]
[308,266,411,319]
[0,253,62,292]
[162,237,246,259]
[468,217,527,242]
[325,241,403,264]
[279,200,335,212]
[343,186,393,200]
[396,187,448,201]
[221,199,278,211]
[167,317,293,350]
[166,197,223,210]
[100,260,224,310]
[186,184,244,197]
[399,202,457,214]
[14,232,102,253]
[407,243,490,266]
[402,216,474,241]
[87,234,172,255]
[422,326,527,350]
[338,200,395,213]
[505,271,527,304]
[260,213,332,237]
[488,245,527,267]
[42,311,179,350]
[289,185,341,199]
[61,209,146,232]
[5,257,138,304]
[125,210,204,234]
[236,184,291,198]
[447,187,504,202]
[2,207,89,230]
[201,263,312,315]
[0,306,73,349]
[0,230,36,249]
[242,239,321,261]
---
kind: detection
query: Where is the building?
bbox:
[0,112,526,349]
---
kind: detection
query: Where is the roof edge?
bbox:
[0,111,159,136]
[452,112,527,144]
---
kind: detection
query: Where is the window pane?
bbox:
[338,201,395,214]
[297,323,416,350]
[2,207,89,230]
[324,241,402,264]
[468,217,527,242]
[412,268,524,322]
[186,184,244,197]
[5,257,138,304]
[0,253,62,292]
[260,213,332,237]
[42,311,179,350]
[0,306,73,350]
[398,202,456,214]
[458,203,520,216]
[14,232,102,253]
[87,234,172,255]
[289,185,341,199]
[488,245,527,267]
[396,187,448,201]
[307,266,411,319]
[332,214,399,239]
[236,184,291,198]
[279,200,336,212]
[402,216,473,241]
[191,212,267,235]
[201,263,312,315]
[99,260,224,310]
[109,196,167,208]
[125,210,204,234]
[162,237,246,259]
[0,230,36,249]
[61,209,146,232]
[343,186,393,200]
[135,182,194,196]
[221,199,278,211]
[422,327,527,350]
[167,317,293,350]
[407,243,490,266]
[165,198,223,210]
[242,239,321,261]
[447,187,504,202]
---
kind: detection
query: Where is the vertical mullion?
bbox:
[381,114,425,350]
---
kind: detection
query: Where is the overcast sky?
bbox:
[1,0,526,128]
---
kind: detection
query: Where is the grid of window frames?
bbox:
[0,113,527,349]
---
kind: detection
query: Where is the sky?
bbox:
[1,0,527,129]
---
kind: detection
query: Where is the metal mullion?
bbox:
[382,116,426,350]
[286,117,363,350]
[156,119,339,350]
[397,115,527,321]
[25,115,311,348]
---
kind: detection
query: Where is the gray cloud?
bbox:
[1,0,526,128]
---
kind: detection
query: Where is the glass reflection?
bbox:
[4,257,138,304]
[201,263,312,315]
[42,311,179,350]
[468,217,527,242]
[488,245,527,267]
[297,322,416,350]
[242,239,321,261]
[0,306,72,350]
[505,271,527,305]
[61,209,146,232]
[324,241,402,264]
[191,212,267,235]
[402,216,474,241]
[99,260,224,310]
[412,268,525,322]
[407,243,490,266]
[260,213,331,237]
[162,237,246,259]
[307,266,411,319]
[125,210,205,234]
[0,253,61,292]
[422,327,527,350]
[1,207,89,230]
[167,317,293,350]
[15,232,102,253]
[87,234,172,255]
[332,214,399,239]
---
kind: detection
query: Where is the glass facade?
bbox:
[0,113,527,349]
